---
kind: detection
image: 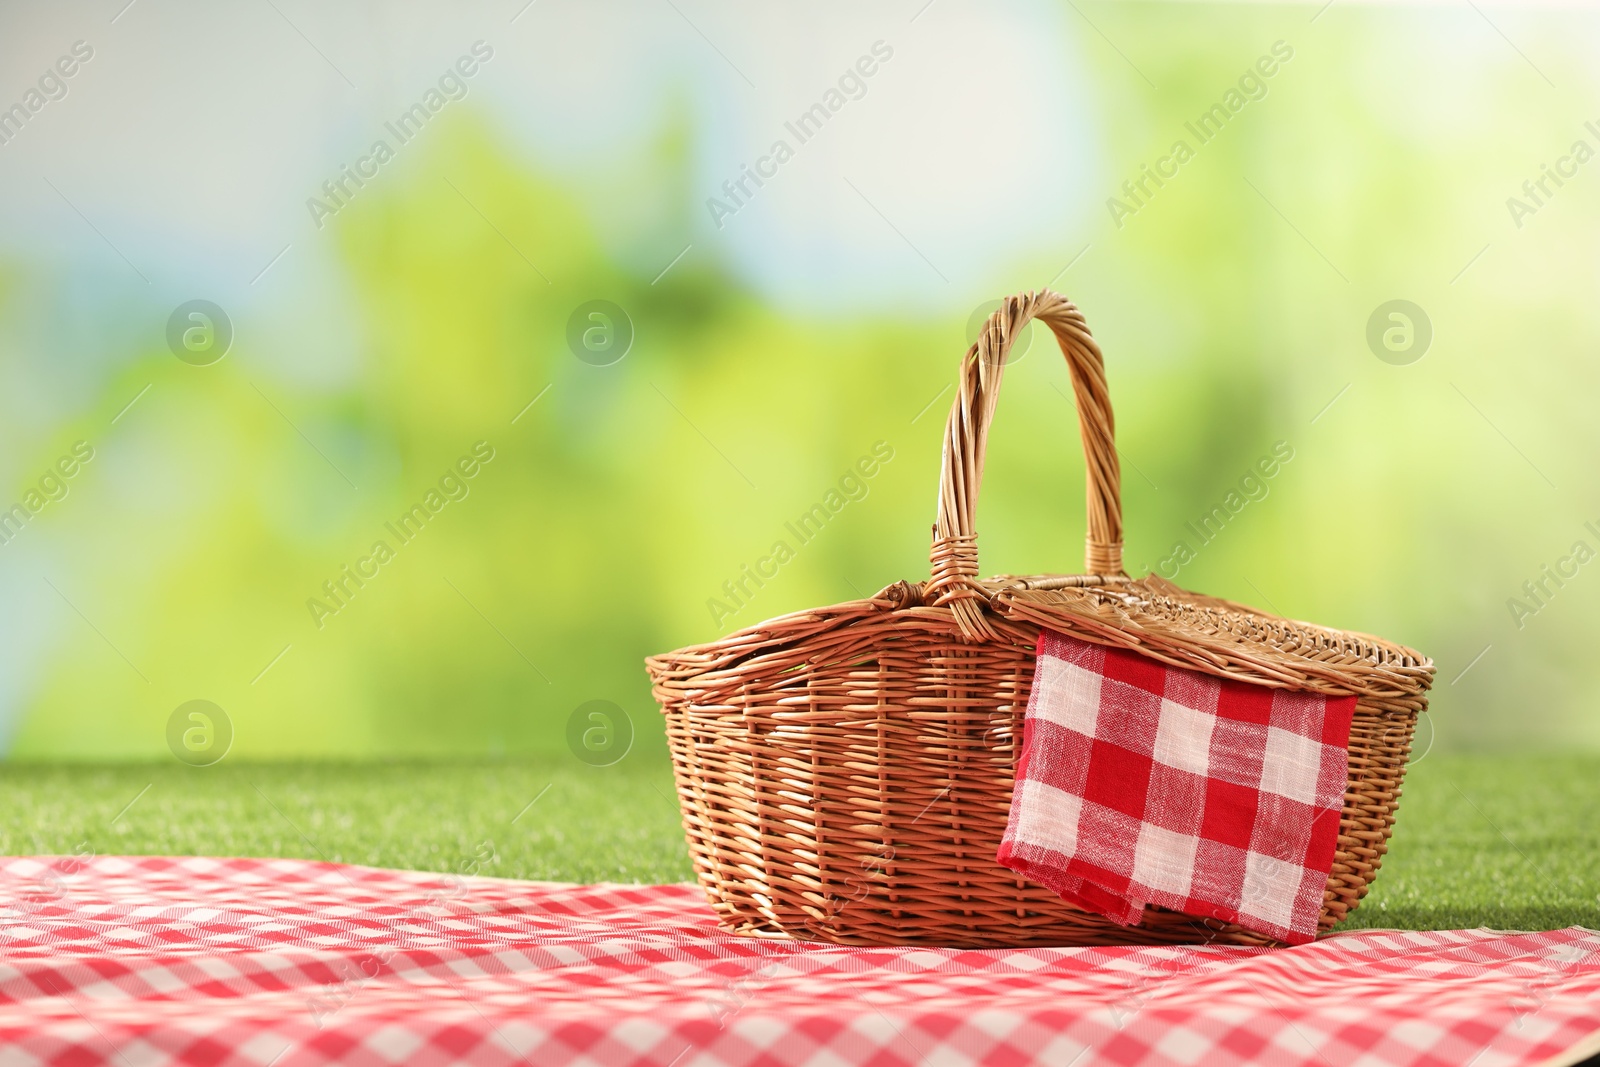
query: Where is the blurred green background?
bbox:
[2,0,1597,768]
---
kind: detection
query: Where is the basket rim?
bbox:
[646,571,1434,704]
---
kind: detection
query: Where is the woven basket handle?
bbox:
[928,290,1122,637]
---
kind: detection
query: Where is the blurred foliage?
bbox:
[5,4,1600,761]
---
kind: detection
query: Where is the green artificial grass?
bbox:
[0,758,694,885]
[1,753,1595,932]
[1338,753,1600,932]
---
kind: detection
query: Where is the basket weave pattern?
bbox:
[647,290,1434,948]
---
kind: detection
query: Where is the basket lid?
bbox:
[865,572,1432,703]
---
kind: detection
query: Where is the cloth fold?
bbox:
[997,629,1356,944]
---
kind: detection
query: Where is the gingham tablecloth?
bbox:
[0,856,1597,1067]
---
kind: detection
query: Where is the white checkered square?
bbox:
[1240,851,1303,931]
[1008,779,1083,859]
[1152,697,1215,776]
[1029,655,1102,737]
[1131,823,1198,899]
[1259,727,1325,805]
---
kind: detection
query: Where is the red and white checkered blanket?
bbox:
[998,630,1357,944]
[1,856,1598,1066]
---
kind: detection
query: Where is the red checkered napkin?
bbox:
[997,629,1356,944]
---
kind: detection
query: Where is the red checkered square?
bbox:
[1201,778,1259,851]
[1083,743,1154,819]
[998,630,1357,944]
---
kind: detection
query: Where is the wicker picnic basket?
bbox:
[646,289,1434,948]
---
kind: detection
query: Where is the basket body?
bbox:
[649,575,1431,948]
[646,290,1434,947]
